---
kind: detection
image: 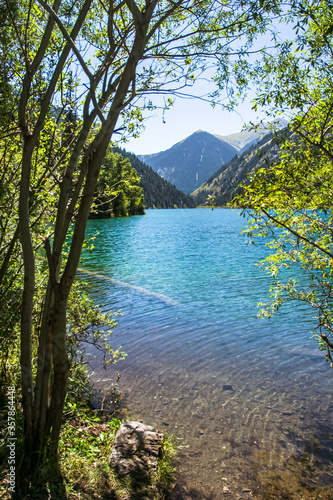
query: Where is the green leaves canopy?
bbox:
[235,0,333,367]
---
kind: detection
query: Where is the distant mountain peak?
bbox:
[139,131,238,194]
[214,119,288,153]
[137,120,288,195]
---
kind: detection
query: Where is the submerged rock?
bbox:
[109,421,164,476]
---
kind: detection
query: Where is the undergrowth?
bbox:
[0,393,177,500]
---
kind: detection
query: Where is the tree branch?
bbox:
[261,208,333,260]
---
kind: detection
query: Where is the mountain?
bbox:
[214,119,288,154]
[139,130,238,194]
[214,129,268,154]
[138,121,289,195]
[191,128,288,207]
[113,147,196,209]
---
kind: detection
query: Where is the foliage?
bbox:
[0,0,22,382]
[57,410,177,500]
[0,0,18,125]
[66,283,126,404]
[93,149,145,218]
[156,433,177,488]
[234,1,333,367]
[0,392,176,500]
[0,271,126,494]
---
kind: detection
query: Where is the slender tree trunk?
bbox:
[45,289,70,454]
[19,138,36,451]
[0,225,20,287]
[33,280,53,445]
[41,8,156,454]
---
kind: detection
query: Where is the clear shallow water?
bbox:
[80,209,333,498]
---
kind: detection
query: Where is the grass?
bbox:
[58,402,177,500]
[0,396,177,500]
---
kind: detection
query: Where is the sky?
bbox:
[120,93,269,156]
[115,18,293,157]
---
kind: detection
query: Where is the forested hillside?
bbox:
[192,130,287,206]
[91,149,145,218]
[114,147,196,208]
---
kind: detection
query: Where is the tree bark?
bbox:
[45,289,70,454]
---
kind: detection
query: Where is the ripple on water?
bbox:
[82,210,333,498]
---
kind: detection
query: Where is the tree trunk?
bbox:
[19,138,36,452]
[17,0,158,466]
[33,280,54,447]
[45,289,70,454]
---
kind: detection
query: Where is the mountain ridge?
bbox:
[114,147,196,209]
[138,120,288,195]
[138,130,238,194]
[213,119,288,153]
[191,128,289,207]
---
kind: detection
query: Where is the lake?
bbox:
[79,208,333,499]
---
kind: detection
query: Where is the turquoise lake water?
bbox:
[80,209,333,498]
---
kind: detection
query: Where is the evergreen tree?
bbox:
[93,149,145,217]
[115,148,196,208]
